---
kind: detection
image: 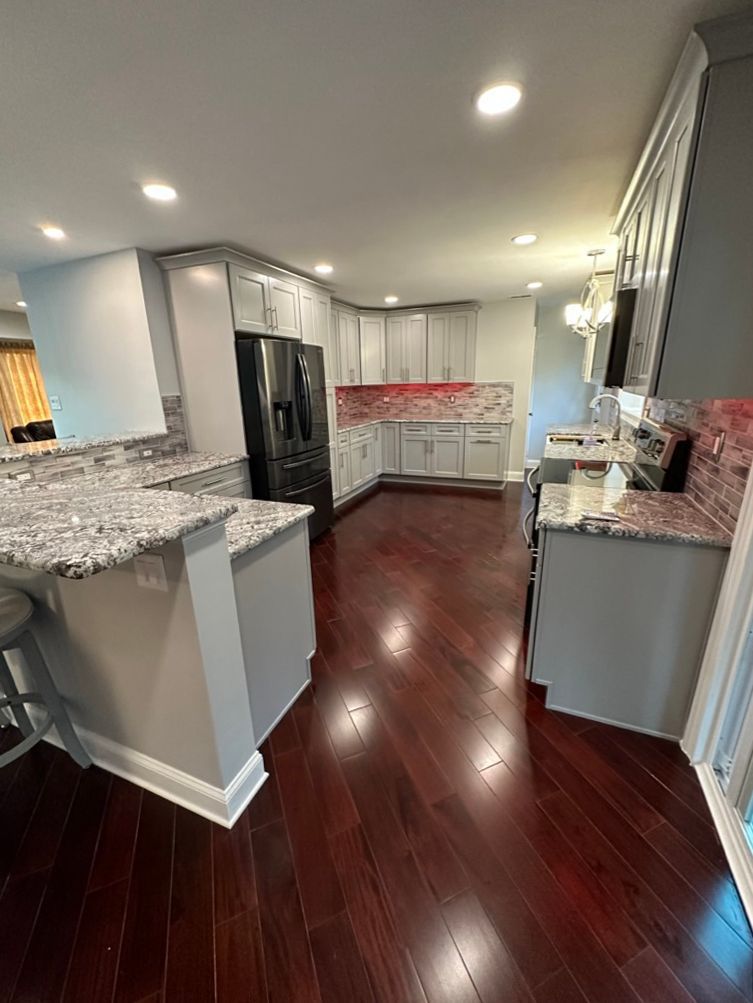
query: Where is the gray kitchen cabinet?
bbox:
[359,314,386,385]
[428,310,476,383]
[337,444,351,495]
[385,314,427,383]
[301,289,336,385]
[268,277,301,339]
[427,313,450,382]
[373,422,383,475]
[170,461,251,498]
[338,310,361,385]
[400,424,431,476]
[381,421,400,474]
[463,426,508,482]
[431,436,464,478]
[527,526,728,738]
[330,443,339,499]
[228,264,271,334]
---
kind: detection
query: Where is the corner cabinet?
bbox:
[381,422,399,474]
[386,314,427,383]
[611,15,753,398]
[427,311,477,382]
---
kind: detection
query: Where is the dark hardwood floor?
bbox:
[1,482,751,1002]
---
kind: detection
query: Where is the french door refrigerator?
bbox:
[236,336,334,539]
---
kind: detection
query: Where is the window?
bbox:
[0,340,51,440]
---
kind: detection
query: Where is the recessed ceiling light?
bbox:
[40,225,65,240]
[15,300,27,308]
[141,183,178,202]
[475,82,523,116]
[511,233,538,246]
[526,281,543,290]
[384,295,399,304]
[314,263,334,275]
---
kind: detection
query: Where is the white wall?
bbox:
[475,298,536,478]
[20,249,166,439]
[527,292,594,462]
[0,309,32,341]
[137,249,181,395]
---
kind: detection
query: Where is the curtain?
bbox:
[0,341,51,439]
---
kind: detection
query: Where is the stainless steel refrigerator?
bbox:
[235,336,334,539]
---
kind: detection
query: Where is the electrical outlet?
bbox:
[450,394,456,403]
[383,396,389,403]
[337,397,343,405]
[13,472,32,481]
[134,553,168,591]
[141,448,154,458]
[712,432,726,461]
[49,395,62,411]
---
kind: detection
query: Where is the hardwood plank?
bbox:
[0,870,48,1003]
[268,710,301,756]
[247,740,284,831]
[532,969,588,1003]
[9,753,80,878]
[251,819,321,1003]
[309,911,376,1003]
[313,673,366,759]
[621,946,696,1003]
[442,889,536,1002]
[12,766,111,1003]
[0,740,56,886]
[213,813,257,925]
[294,698,359,836]
[114,791,176,1003]
[63,878,129,1002]
[164,810,214,1003]
[216,908,268,1003]
[330,824,424,1003]
[87,778,142,891]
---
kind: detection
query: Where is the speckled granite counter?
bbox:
[225,499,314,560]
[543,439,636,463]
[0,430,164,464]
[59,451,248,491]
[338,417,513,432]
[0,485,239,578]
[537,484,732,548]
[546,422,616,438]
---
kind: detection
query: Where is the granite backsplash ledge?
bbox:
[336,382,514,424]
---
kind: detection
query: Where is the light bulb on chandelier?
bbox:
[565,249,613,338]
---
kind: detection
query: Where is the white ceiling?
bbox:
[0,0,747,313]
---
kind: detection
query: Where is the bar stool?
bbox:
[0,587,90,769]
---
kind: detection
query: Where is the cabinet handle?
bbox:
[200,476,228,488]
[272,306,279,330]
[265,306,273,328]
[382,367,385,383]
[472,439,493,444]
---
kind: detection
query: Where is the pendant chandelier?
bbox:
[565,249,613,338]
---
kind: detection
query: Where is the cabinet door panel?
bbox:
[359,316,386,385]
[337,446,351,494]
[349,441,363,487]
[381,423,399,474]
[362,439,376,481]
[269,278,301,339]
[385,317,405,382]
[338,313,360,385]
[431,437,464,478]
[330,444,339,498]
[374,423,383,475]
[400,435,431,476]
[404,314,427,382]
[325,388,336,446]
[448,311,476,381]
[314,294,335,386]
[464,437,505,481]
[228,264,270,333]
[427,313,448,382]
[330,308,342,386]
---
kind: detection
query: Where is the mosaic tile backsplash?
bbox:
[0,394,189,483]
[646,397,753,533]
[336,382,514,425]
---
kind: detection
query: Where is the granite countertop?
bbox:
[0,485,239,579]
[224,499,314,560]
[0,430,166,464]
[338,417,513,432]
[60,451,249,491]
[546,422,616,438]
[543,439,637,463]
[537,484,732,548]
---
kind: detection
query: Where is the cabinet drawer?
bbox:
[431,422,462,436]
[466,424,504,438]
[349,425,375,444]
[337,431,350,448]
[400,422,430,436]
[170,461,248,495]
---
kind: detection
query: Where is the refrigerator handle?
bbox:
[296,352,313,441]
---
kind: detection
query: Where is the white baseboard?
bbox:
[334,472,517,506]
[695,762,753,928]
[31,719,267,828]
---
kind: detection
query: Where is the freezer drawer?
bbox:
[269,469,334,539]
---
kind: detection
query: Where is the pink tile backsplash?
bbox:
[336,382,514,426]
[647,397,753,532]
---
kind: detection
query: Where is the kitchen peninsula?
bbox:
[0,432,315,826]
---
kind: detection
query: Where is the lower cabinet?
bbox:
[401,432,432,476]
[431,436,464,478]
[464,428,508,482]
[381,422,400,474]
[330,443,339,499]
[337,444,351,495]
[373,422,383,476]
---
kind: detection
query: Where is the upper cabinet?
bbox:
[337,309,361,385]
[301,288,337,386]
[428,310,477,382]
[386,314,427,383]
[359,313,386,385]
[228,264,301,339]
[610,12,753,399]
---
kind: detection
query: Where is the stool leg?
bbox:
[0,650,34,737]
[18,631,91,768]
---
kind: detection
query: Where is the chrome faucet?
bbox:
[589,393,622,440]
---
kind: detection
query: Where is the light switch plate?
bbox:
[49,395,62,411]
[134,553,168,591]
